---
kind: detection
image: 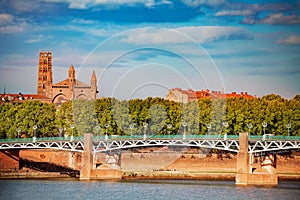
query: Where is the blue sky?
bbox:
[0,0,299,99]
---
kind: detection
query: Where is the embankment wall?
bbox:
[1,149,299,176]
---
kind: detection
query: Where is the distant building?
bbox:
[1,50,98,105]
[166,88,254,103]
[0,93,52,104]
[37,51,98,105]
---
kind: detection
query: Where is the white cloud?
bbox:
[258,13,300,25]
[0,13,33,34]
[122,26,253,45]
[71,18,95,24]
[241,13,300,25]
[215,9,254,16]
[0,14,24,33]
[24,38,41,44]
[277,35,300,45]
[56,24,109,37]
[0,25,24,33]
[41,0,171,9]
[24,34,53,44]
[181,0,224,7]
[0,14,13,25]
[248,3,292,13]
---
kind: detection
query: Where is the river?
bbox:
[0,179,299,200]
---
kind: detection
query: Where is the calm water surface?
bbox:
[0,179,299,200]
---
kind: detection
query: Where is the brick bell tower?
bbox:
[37,50,53,97]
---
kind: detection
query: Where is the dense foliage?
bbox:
[0,94,299,138]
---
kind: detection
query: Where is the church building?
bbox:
[37,51,98,105]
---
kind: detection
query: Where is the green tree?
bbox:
[73,99,98,135]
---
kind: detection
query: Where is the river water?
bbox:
[0,179,299,200]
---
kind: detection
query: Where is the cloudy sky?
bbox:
[0,0,299,99]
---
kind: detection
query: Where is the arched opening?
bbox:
[75,94,88,99]
[52,93,68,106]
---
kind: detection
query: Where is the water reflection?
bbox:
[0,179,299,200]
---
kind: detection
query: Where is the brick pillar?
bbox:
[236,132,249,185]
[80,133,93,180]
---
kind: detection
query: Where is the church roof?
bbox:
[52,79,90,87]
[74,79,90,87]
[52,79,70,87]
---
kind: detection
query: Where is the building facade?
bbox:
[37,50,98,104]
[166,88,254,103]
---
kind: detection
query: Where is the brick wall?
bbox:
[0,150,20,170]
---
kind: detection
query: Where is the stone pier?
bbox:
[236,132,278,186]
[80,133,93,180]
[80,133,122,180]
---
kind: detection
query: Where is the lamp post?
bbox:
[143,122,148,140]
[262,122,267,141]
[206,124,211,135]
[247,123,252,135]
[167,124,172,138]
[182,122,187,140]
[129,123,135,137]
[16,128,21,139]
[33,125,37,142]
[104,123,109,141]
[70,125,75,142]
[95,125,100,138]
[222,121,228,140]
[58,127,63,138]
[286,124,291,137]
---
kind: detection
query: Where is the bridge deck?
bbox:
[0,135,299,153]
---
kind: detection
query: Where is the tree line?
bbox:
[0,94,299,138]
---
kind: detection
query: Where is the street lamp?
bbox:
[182,121,187,140]
[58,127,63,138]
[143,122,148,140]
[247,123,252,134]
[33,125,37,142]
[262,122,267,141]
[95,125,100,137]
[104,123,109,141]
[206,124,211,135]
[167,124,172,138]
[222,121,228,140]
[129,123,135,137]
[70,125,75,142]
[16,128,21,139]
[286,124,291,137]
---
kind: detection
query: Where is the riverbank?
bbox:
[1,170,300,181]
[0,171,78,179]
[123,171,236,181]
[122,171,300,181]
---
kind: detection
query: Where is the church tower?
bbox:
[37,51,53,97]
[91,70,97,100]
[68,64,75,88]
